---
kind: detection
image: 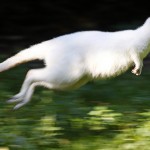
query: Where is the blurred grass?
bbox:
[0,55,150,150]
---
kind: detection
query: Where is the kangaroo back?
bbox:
[0,46,45,72]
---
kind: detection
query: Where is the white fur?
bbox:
[1,18,150,109]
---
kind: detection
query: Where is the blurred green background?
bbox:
[0,58,150,150]
[0,0,150,150]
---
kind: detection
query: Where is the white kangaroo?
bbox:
[1,18,150,109]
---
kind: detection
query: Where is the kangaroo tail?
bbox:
[0,46,45,72]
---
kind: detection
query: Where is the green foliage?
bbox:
[0,58,150,149]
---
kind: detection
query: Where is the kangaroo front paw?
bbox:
[131,68,141,76]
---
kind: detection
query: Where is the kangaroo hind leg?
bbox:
[7,68,49,104]
[13,81,53,110]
